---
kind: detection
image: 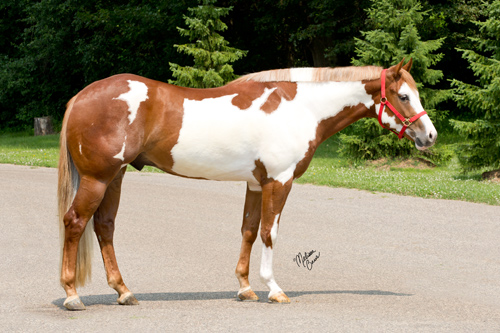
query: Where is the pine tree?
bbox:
[338,0,452,163]
[450,0,500,173]
[169,0,247,88]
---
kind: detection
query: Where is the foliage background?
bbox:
[168,0,248,88]
[0,0,496,171]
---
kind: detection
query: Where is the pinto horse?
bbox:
[58,59,436,310]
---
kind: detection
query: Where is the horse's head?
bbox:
[377,59,437,150]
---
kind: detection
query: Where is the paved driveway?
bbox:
[1,164,499,332]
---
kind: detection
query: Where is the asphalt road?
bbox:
[1,163,500,332]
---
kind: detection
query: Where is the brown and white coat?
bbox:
[58,61,436,310]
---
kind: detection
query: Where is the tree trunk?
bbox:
[310,37,334,67]
[34,116,54,136]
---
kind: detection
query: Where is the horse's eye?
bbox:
[399,94,409,102]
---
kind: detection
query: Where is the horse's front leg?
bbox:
[260,179,293,303]
[235,184,262,301]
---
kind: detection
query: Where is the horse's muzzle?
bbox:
[415,129,437,150]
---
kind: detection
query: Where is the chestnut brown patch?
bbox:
[230,82,298,113]
[252,159,268,185]
[260,82,297,114]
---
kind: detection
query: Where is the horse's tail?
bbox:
[58,95,94,287]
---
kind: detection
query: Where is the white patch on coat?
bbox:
[113,80,149,125]
[399,82,423,113]
[398,83,437,148]
[113,136,127,161]
[290,68,314,82]
[376,103,403,132]
[79,143,82,155]
[258,214,284,298]
[260,245,282,298]
[270,214,279,245]
[171,81,374,185]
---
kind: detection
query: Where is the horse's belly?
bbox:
[171,151,257,182]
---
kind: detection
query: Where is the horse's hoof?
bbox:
[117,292,139,305]
[237,287,259,301]
[63,295,86,311]
[268,291,290,303]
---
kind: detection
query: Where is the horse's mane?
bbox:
[232,66,383,83]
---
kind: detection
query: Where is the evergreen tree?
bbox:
[338,0,452,163]
[169,0,247,88]
[0,0,195,130]
[450,0,500,172]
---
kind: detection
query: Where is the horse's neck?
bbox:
[295,81,377,144]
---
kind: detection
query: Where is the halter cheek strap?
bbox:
[378,69,427,139]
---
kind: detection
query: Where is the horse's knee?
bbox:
[241,228,258,243]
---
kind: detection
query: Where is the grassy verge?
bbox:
[0,132,60,168]
[296,139,500,206]
[1,133,499,205]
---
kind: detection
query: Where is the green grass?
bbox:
[0,132,60,168]
[296,139,500,206]
[1,133,499,206]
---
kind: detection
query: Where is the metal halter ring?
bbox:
[402,118,412,127]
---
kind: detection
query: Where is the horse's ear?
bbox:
[394,58,405,75]
[386,59,406,78]
[402,58,413,73]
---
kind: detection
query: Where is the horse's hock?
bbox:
[34,116,54,136]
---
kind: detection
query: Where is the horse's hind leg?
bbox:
[93,167,138,306]
[235,184,262,301]
[61,176,107,310]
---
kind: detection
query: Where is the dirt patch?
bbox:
[482,169,500,183]
[367,157,435,170]
[367,158,390,170]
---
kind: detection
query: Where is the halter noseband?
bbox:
[378,69,427,139]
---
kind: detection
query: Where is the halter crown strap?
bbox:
[378,69,427,139]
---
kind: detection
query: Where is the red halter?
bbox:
[378,69,427,139]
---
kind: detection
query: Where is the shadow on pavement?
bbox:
[53,289,412,309]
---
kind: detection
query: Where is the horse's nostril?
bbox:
[429,130,437,142]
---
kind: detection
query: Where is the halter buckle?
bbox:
[402,118,412,127]
[380,97,387,104]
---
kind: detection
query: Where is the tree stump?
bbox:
[482,169,500,182]
[34,116,54,136]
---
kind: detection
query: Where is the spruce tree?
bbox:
[338,0,451,163]
[169,0,247,88]
[450,0,500,173]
